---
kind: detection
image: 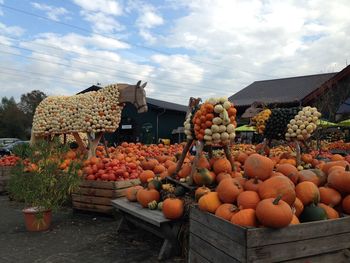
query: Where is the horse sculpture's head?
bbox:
[134,81,148,113]
[241,101,264,119]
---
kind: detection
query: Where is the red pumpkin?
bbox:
[244,154,274,180]
[136,188,160,208]
[162,198,184,219]
[216,178,243,203]
[256,196,293,228]
[258,175,296,206]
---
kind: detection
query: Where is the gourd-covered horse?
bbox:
[31,81,148,157]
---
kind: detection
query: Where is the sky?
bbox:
[0,0,350,105]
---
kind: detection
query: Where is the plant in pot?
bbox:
[8,139,82,232]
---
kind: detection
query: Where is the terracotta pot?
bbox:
[22,207,52,232]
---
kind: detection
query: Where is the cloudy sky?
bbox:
[0,0,350,105]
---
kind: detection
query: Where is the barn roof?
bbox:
[229,72,337,107]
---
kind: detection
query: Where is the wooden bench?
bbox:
[111,198,182,260]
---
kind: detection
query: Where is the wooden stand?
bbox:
[112,198,182,260]
[72,179,140,214]
[189,206,350,263]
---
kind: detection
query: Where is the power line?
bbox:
[0,3,277,78]
[0,49,236,95]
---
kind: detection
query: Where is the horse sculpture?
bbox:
[31,81,148,158]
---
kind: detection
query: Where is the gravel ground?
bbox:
[0,196,184,263]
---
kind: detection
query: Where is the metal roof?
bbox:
[229,72,337,107]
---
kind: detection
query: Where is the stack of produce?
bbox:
[285,106,321,141]
[196,153,350,229]
[0,155,20,166]
[32,84,121,135]
[263,107,300,140]
[251,109,271,134]
[184,97,237,145]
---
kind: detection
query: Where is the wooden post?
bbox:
[189,140,203,186]
[102,134,110,158]
[173,139,193,177]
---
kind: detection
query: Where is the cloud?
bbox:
[31,2,69,21]
[0,22,24,36]
[72,0,122,15]
[80,11,124,33]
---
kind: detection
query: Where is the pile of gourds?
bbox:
[32,84,122,135]
[251,109,271,134]
[184,97,237,145]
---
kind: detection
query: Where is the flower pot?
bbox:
[22,207,52,232]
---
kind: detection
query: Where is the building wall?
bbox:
[104,103,186,145]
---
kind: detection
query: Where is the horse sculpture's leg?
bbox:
[173,139,193,177]
[189,140,204,186]
[87,132,103,158]
[72,132,88,154]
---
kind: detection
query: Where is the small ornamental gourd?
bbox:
[148,200,158,210]
[256,196,293,228]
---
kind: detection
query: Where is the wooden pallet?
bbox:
[0,166,12,193]
[189,206,350,263]
[72,179,140,214]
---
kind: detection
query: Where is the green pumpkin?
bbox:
[174,185,186,197]
[157,201,163,211]
[300,203,327,222]
[148,200,158,210]
[148,179,162,191]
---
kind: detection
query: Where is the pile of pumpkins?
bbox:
[196,153,350,228]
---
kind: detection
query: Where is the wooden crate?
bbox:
[0,166,12,193]
[72,179,140,214]
[189,206,350,263]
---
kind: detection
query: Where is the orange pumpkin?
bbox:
[322,160,349,174]
[215,203,238,221]
[237,191,261,209]
[167,164,177,177]
[327,165,345,175]
[125,185,143,202]
[258,175,296,206]
[301,153,313,164]
[213,158,232,174]
[136,188,160,208]
[244,177,262,192]
[256,196,293,228]
[236,152,248,164]
[194,186,211,201]
[178,163,191,178]
[141,159,159,170]
[293,197,304,217]
[319,186,341,207]
[193,168,216,186]
[318,203,339,219]
[295,181,320,205]
[298,170,320,186]
[216,178,243,203]
[331,154,345,161]
[244,153,274,180]
[230,208,257,227]
[276,163,299,184]
[327,166,350,194]
[162,198,184,219]
[290,214,300,225]
[139,170,155,184]
[198,155,211,169]
[342,195,350,214]
[198,192,222,213]
[216,172,232,183]
[153,164,166,174]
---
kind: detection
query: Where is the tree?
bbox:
[0,97,27,139]
[18,90,47,119]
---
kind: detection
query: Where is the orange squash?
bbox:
[319,186,341,207]
[258,175,296,206]
[244,153,274,180]
[256,196,293,228]
[216,178,243,203]
[237,191,261,209]
[230,208,257,227]
[295,181,320,205]
[215,203,238,221]
[198,192,222,213]
[162,198,184,219]
[136,188,160,208]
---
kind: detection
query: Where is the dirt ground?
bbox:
[0,196,184,263]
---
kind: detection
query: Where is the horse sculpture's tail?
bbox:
[30,129,36,146]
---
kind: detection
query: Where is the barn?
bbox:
[78,85,187,145]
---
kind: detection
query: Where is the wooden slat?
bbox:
[188,249,211,263]
[283,249,350,263]
[111,198,169,227]
[189,234,240,263]
[247,232,350,263]
[75,187,126,198]
[79,179,140,189]
[72,194,112,206]
[72,201,112,213]
[190,217,246,262]
[247,216,350,247]
[190,206,246,245]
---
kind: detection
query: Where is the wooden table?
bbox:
[111,198,182,260]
